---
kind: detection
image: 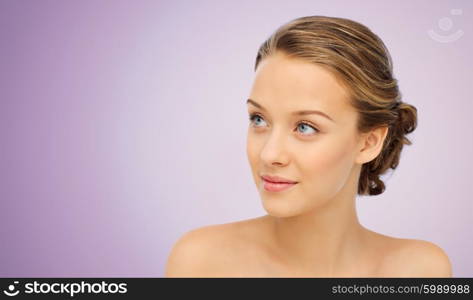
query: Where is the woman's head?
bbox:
[246,16,417,217]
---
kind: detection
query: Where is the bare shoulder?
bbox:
[378,237,452,277]
[164,218,264,277]
[164,223,235,277]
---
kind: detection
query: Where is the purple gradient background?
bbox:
[1,0,471,277]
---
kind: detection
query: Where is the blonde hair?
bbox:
[254,15,417,196]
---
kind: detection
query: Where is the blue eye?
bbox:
[249,113,267,127]
[248,113,319,136]
[297,122,318,135]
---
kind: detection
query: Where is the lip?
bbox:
[262,179,298,192]
[261,174,298,192]
[261,174,298,184]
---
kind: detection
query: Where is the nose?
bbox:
[259,128,290,167]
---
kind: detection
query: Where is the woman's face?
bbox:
[246,51,363,217]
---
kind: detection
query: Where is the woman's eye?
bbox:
[249,114,267,127]
[249,114,319,136]
[296,122,318,135]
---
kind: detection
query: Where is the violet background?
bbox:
[1,0,472,277]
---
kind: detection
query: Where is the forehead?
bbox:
[250,52,354,117]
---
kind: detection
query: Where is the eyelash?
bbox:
[248,112,320,135]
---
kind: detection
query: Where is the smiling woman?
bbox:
[165,15,451,278]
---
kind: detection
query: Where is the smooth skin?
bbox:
[165,51,452,277]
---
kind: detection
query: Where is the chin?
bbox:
[261,192,330,218]
[261,197,306,218]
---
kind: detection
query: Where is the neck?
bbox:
[265,166,367,275]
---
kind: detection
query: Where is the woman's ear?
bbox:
[355,126,389,165]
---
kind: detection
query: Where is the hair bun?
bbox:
[397,102,417,136]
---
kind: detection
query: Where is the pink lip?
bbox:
[261,175,297,184]
[262,179,297,192]
[260,175,298,192]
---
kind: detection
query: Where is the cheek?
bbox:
[303,141,353,171]
[246,131,261,173]
[298,137,356,197]
[246,130,255,161]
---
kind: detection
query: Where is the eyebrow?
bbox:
[246,98,335,122]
